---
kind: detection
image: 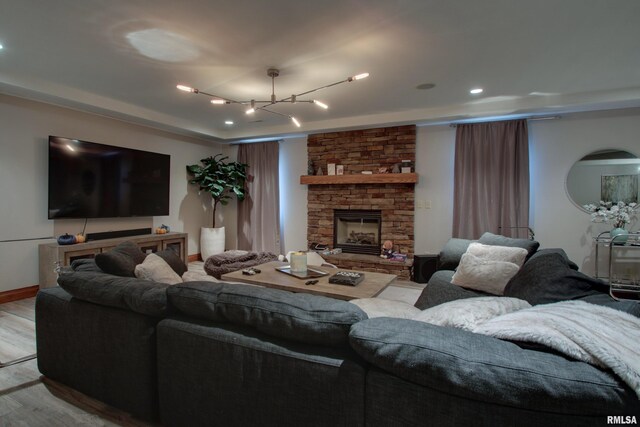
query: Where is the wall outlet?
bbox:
[425,200,432,209]
[416,199,426,209]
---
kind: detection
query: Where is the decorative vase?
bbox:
[611,227,629,245]
[200,226,225,260]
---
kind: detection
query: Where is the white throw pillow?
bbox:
[201,227,225,260]
[451,253,520,295]
[466,242,528,267]
[350,298,421,319]
[413,297,531,331]
[134,253,182,285]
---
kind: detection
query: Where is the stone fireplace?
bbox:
[333,209,382,255]
[305,125,416,278]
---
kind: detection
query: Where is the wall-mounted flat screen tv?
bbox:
[48,136,170,219]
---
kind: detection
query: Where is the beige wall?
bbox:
[415,108,640,274]
[281,107,640,276]
[0,94,236,292]
[3,92,638,293]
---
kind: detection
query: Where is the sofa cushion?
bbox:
[70,258,103,272]
[478,232,540,260]
[436,238,472,270]
[466,242,528,266]
[504,252,608,305]
[414,270,487,309]
[167,282,367,347]
[134,253,182,285]
[413,296,531,331]
[451,253,521,295]
[95,241,146,277]
[350,298,420,319]
[155,249,187,276]
[57,270,169,316]
[578,293,640,317]
[349,318,640,415]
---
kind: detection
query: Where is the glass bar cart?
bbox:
[594,230,640,301]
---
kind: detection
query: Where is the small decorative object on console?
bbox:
[155,224,170,234]
[329,271,365,286]
[75,234,86,243]
[327,163,336,175]
[57,233,76,245]
[336,165,344,175]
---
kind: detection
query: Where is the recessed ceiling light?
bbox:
[470,88,483,94]
[416,83,436,90]
[225,120,234,125]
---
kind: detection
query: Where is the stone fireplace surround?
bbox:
[305,125,416,279]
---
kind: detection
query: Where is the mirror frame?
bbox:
[565,148,640,213]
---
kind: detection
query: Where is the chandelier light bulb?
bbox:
[313,100,329,109]
[291,116,301,127]
[210,99,225,104]
[353,73,369,80]
[245,107,255,114]
[176,84,195,93]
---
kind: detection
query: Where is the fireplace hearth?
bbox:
[333,209,382,255]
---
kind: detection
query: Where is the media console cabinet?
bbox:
[38,232,188,288]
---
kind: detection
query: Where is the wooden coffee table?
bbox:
[220,261,396,301]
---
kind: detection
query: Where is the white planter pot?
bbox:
[200,226,225,260]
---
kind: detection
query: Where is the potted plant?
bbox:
[584,200,638,243]
[187,154,248,258]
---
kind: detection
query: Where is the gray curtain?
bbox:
[452,119,529,239]
[237,141,282,253]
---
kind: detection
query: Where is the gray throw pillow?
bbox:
[155,249,187,276]
[70,258,103,272]
[478,232,540,260]
[95,241,146,277]
[503,252,608,305]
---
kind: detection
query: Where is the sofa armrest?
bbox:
[349,318,639,415]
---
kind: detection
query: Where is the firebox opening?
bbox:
[333,209,382,255]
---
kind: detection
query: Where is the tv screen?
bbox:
[48,136,170,219]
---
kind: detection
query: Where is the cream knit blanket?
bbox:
[473,300,640,398]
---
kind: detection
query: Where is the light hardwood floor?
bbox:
[0,297,155,426]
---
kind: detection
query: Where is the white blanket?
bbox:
[473,301,640,398]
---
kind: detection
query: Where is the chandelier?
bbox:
[176,68,369,127]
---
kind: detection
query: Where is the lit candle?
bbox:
[290,251,308,273]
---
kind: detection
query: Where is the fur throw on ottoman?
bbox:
[204,251,278,279]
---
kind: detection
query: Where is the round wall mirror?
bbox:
[566,149,640,212]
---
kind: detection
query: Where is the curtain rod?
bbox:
[448,115,561,128]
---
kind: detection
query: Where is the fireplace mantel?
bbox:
[300,173,418,185]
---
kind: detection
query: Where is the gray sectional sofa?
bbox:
[35,237,640,426]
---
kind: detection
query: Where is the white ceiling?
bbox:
[1,0,639,142]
